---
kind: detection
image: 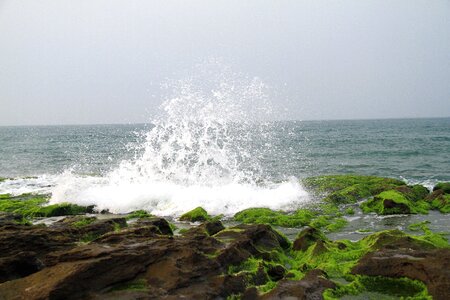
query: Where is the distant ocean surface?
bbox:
[1,117,449,215]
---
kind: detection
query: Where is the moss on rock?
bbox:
[179,207,211,222]
[233,208,316,228]
[433,182,450,194]
[0,193,94,219]
[126,210,152,220]
[303,174,405,204]
[323,275,431,299]
[360,190,430,215]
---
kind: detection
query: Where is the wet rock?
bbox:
[132,217,173,235]
[267,264,286,281]
[179,207,210,222]
[293,226,327,251]
[352,246,450,299]
[0,212,23,225]
[244,269,336,300]
[0,221,293,299]
[0,251,44,283]
[202,220,225,236]
[216,224,290,267]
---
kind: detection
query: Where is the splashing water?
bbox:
[51,62,309,216]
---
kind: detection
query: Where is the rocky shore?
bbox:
[0,175,449,299]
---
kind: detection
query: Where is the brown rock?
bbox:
[293,227,327,252]
[352,247,450,300]
[246,269,336,300]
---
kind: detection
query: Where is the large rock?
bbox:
[243,269,336,300]
[352,245,450,299]
[0,222,294,299]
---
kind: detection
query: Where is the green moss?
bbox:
[126,210,152,220]
[234,208,316,227]
[179,207,211,222]
[113,222,124,232]
[360,190,429,215]
[325,217,348,232]
[31,203,93,217]
[433,182,450,193]
[344,207,355,215]
[71,217,96,228]
[0,192,93,218]
[79,232,100,243]
[293,229,448,280]
[0,195,48,215]
[109,278,148,292]
[323,275,431,299]
[303,174,405,204]
[430,194,450,213]
[228,257,261,274]
[410,185,430,200]
[258,280,277,293]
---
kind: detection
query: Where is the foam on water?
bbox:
[49,61,310,216]
[0,176,56,196]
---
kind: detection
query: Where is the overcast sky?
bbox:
[0,0,449,125]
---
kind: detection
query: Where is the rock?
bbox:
[182,220,225,237]
[132,217,173,235]
[215,224,290,267]
[352,247,450,300]
[245,269,336,300]
[0,251,44,283]
[203,220,225,236]
[267,264,286,281]
[293,226,327,251]
[360,190,429,214]
[0,222,294,299]
[303,174,405,204]
[0,212,23,225]
[426,189,450,213]
[179,207,210,222]
[433,182,450,193]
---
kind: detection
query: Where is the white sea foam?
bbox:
[50,61,310,216]
[0,176,56,196]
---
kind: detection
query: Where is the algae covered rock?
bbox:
[360,190,429,214]
[303,174,406,204]
[427,182,450,213]
[433,182,450,193]
[233,207,315,227]
[179,206,211,222]
[352,247,450,299]
[293,226,328,252]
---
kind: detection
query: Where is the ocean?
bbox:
[1,117,449,216]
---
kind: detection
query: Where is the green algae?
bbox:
[0,193,94,219]
[233,207,347,233]
[429,194,450,213]
[233,208,315,227]
[0,195,48,215]
[292,229,448,280]
[109,278,148,292]
[179,207,211,222]
[344,207,355,215]
[32,203,94,217]
[360,190,430,215]
[433,182,450,193]
[71,217,96,228]
[323,275,431,299]
[303,174,405,204]
[125,210,152,220]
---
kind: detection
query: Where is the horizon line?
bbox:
[0,115,449,127]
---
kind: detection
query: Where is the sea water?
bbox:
[0,65,449,216]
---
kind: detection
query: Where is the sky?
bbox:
[0,0,449,125]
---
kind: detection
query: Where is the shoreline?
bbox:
[0,174,448,299]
